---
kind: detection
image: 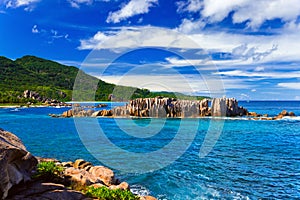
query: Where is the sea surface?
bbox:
[0,101,300,199]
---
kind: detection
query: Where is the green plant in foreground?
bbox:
[84,186,139,200]
[33,161,63,181]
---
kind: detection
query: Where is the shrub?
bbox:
[84,186,139,200]
[33,161,63,181]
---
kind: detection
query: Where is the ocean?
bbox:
[0,101,299,199]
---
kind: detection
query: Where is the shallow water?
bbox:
[0,101,299,199]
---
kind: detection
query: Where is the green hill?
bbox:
[0,55,207,104]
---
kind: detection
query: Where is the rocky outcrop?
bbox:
[63,159,119,189]
[211,98,248,117]
[274,110,296,120]
[22,90,71,107]
[61,159,156,199]
[7,182,88,200]
[54,97,253,118]
[247,110,297,120]
[61,108,112,118]
[211,98,227,117]
[112,97,246,118]
[111,97,211,118]
[0,129,38,199]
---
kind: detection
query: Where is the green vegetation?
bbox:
[33,161,63,181]
[84,186,139,200]
[0,55,208,103]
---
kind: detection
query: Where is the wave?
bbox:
[281,116,300,121]
[10,108,20,112]
[130,184,150,197]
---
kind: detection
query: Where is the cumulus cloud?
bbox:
[67,0,93,8]
[79,25,299,65]
[79,26,200,50]
[177,18,205,34]
[178,0,300,29]
[177,0,202,13]
[3,0,40,11]
[106,0,158,23]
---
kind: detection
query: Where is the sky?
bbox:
[1,0,300,100]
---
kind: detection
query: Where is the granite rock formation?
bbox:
[0,129,38,199]
[112,97,211,118]
[211,98,248,117]
[55,97,251,118]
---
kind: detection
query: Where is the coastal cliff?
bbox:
[58,97,248,118]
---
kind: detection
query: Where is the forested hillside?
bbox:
[0,55,206,103]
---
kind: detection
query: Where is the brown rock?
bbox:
[140,196,157,200]
[280,110,288,116]
[73,159,86,169]
[289,112,296,117]
[6,181,88,200]
[0,129,38,199]
[61,161,73,168]
[211,98,227,117]
[64,167,99,189]
[89,166,117,186]
[61,109,73,118]
[109,182,129,191]
[91,111,102,117]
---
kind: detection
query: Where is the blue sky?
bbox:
[1,0,300,100]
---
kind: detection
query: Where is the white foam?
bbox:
[130,184,150,196]
[281,116,300,121]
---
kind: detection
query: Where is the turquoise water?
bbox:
[0,101,300,199]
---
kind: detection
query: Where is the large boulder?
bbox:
[0,129,38,199]
[6,182,87,200]
[88,166,117,186]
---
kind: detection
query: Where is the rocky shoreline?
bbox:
[51,97,297,120]
[0,129,156,200]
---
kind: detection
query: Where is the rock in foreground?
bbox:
[0,128,38,199]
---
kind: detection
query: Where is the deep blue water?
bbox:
[0,101,300,199]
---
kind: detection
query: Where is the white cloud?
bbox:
[251,89,256,92]
[32,24,39,33]
[79,26,201,50]
[79,25,300,67]
[254,66,265,72]
[106,0,158,23]
[278,82,300,90]
[178,0,300,29]
[177,0,202,13]
[215,70,300,79]
[96,74,249,96]
[67,0,93,8]
[4,0,40,11]
[177,18,205,34]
